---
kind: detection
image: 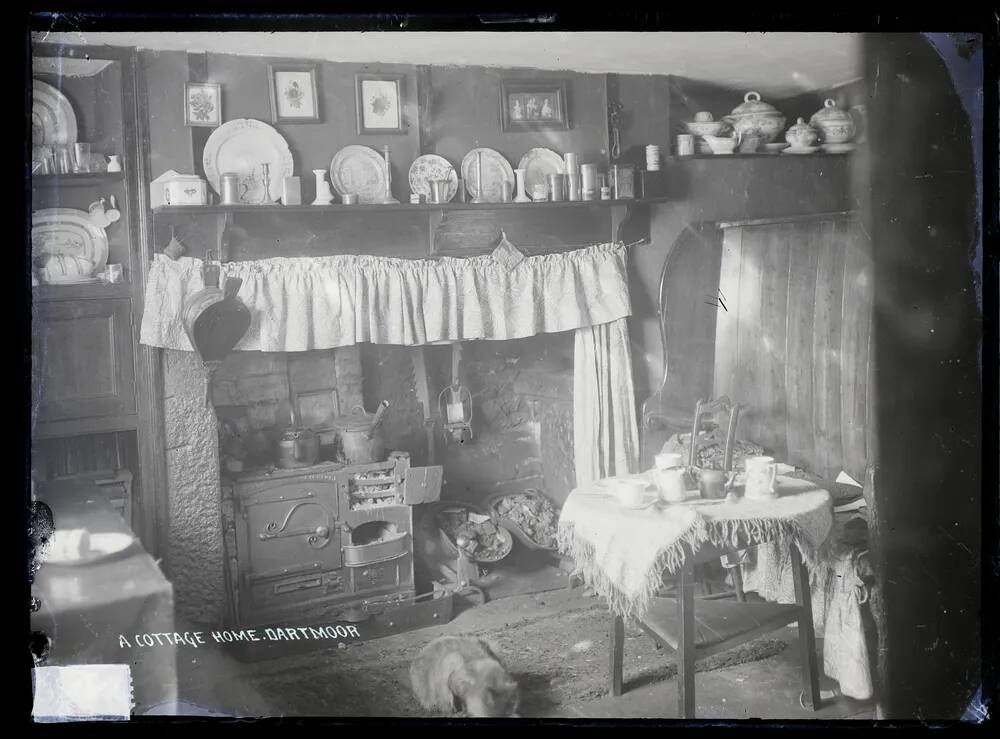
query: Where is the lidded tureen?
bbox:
[809,98,856,144]
[785,117,819,149]
[722,91,786,144]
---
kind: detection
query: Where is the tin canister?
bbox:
[548,173,565,202]
[677,134,695,157]
[501,180,513,202]
[580,164,598,201]
[567,173,581,201]
[220,172,240,205]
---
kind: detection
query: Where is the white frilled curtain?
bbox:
[140,243,639,483]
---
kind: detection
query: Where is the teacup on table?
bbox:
[614,479,649,508]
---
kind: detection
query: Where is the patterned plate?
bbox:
[32,79,78,147]
[408,154,457,201]
[461,148,515,203]
[203,119,294,204]
[517,148,566,193]
[31,208,109,275]
[330,145,388,204]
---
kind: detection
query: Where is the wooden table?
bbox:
[609,534,820,718]
[559,476,830,719]
[31,480,177,715]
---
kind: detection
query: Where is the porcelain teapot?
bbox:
[809,98,856,144]
[785,117,819,149]
[722,91,787,144]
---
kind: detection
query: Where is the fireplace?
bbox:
[147,240,639,625]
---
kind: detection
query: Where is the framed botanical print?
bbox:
[355,73,406,135]
[500,80,570,132]
[267,63,321,124]
[183,82,221,128]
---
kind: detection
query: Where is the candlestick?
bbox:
[381,145,399,204]
[471,150,485,204]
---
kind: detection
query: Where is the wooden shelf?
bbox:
[32,281,132,302]
[668,152,852,161]
[152,197,667,217]
[32,172,124,188]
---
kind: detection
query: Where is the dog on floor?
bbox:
[409,635,520,717]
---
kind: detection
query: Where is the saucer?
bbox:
[782,146,820,155]
[764,142,790,152]
[821,143,856,153]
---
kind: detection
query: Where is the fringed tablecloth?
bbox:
[557,475,833,622]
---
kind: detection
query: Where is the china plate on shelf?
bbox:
[32,79,78,147]
[517,148,566,193]
[31,208,109,275]
[764,142,790,153]
[781,145,821,155]
[408,154,458,202]
[461,148,515,203]
[40,275,101,285]
[203,118,294,204]
[330,145,388,205]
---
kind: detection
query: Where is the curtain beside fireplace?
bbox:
[139,243,639,484]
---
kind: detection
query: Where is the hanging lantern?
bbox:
[439,383,473,444]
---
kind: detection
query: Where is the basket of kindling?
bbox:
[430,501,513,564]
[485,489,560,551]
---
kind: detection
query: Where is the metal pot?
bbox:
[332,403,388,466]
[276,426,320,469]
[722,91,787,144]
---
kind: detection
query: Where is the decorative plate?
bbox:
[203,118,294,204]
[330,145,388,205]
[31,208,109,275]
[782,145,821,155]
[32,79,78,147]
[408,154,457,202]
[517,148,566,193]
[461,148,515,203]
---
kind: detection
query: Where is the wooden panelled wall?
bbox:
[713,213,873,481]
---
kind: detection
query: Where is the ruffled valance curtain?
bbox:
[139,243,631,352]
[139,242,638,485]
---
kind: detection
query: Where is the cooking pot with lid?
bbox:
[332,402,390,466]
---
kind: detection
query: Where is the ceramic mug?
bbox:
[655,467,687,503]
[744,456,778,499]
[694,111,714,123]
[615,479,647,508]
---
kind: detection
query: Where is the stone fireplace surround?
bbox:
[146,244,634,624]
[162,336,575,625]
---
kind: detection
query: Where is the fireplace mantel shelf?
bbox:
[151,197,658,262]
[151,197,669,216]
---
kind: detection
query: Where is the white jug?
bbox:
[745,456,778,499]
[655,467,688,504]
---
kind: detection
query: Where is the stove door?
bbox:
[240,480,342,581]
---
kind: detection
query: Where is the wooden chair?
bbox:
[610,540,821,718]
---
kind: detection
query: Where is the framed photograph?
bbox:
[268,63,321,124]
[183,82,221,128]
[356,73,406,135]
[500,80,570,132]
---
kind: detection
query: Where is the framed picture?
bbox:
[355,73,406,135]
[500,80,570,132]
[183,83,221,128]
[267,63,321,124]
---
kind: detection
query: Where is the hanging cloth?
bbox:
[573,317,640,485]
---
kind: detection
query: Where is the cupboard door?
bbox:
[32,298,137,423]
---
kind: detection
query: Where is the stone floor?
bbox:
[164,587,875,721]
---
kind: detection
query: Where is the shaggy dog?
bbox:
[409,635,520,717]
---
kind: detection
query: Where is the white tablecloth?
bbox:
[557,475,833,621]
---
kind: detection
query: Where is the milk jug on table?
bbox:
[653,452,688,503]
